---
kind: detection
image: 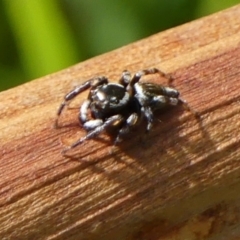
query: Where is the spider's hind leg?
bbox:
[132,68,172,85]
[179,98,200,119]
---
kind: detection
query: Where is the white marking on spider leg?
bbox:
[83,119,103,131]
[114,113,138,144]
[80,99,91,123]
[169,97,179,106]
[153,95,166,103]
[163,87,179,98]
[141,107,154,132]
[118,92,130,106]
[127,113,138,125]
[134,83,145,96]
[134,83,148,104]
[153,95,178,106]
[121,70,131,85]
[151,96,167,110]
[179,98,187,104]
[63,115,123,153]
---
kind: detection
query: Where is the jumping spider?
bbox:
[55,68,188,155]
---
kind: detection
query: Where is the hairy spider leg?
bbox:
[128,69,199,126]
[140,106,154,131]
[119,70,131,86]
[127,68,173,94]
[124,68,173,131]
[61,114,124,155]
[114,112,139,144]
[54,77,108,128]
[178,98,200,119]
[82,119,104,131]
[79,99,91,124]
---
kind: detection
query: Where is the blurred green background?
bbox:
[0,0,238,91]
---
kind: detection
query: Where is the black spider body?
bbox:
[89,83,136,119]
[55,68,183,154]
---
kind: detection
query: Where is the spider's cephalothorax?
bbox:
[55,68,185,154]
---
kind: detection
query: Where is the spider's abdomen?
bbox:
[134,82,180,110]
[135,82,179,98]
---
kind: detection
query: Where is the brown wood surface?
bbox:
[1,5,240,240]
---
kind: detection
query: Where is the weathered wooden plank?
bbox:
[1,5,240,240]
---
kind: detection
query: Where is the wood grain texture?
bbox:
[1,5,240,240]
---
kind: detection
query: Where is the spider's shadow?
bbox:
[54,101,226,236]
[60,104,210,177]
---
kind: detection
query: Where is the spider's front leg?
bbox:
[54,76,108,128]
[62,114,124,155]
